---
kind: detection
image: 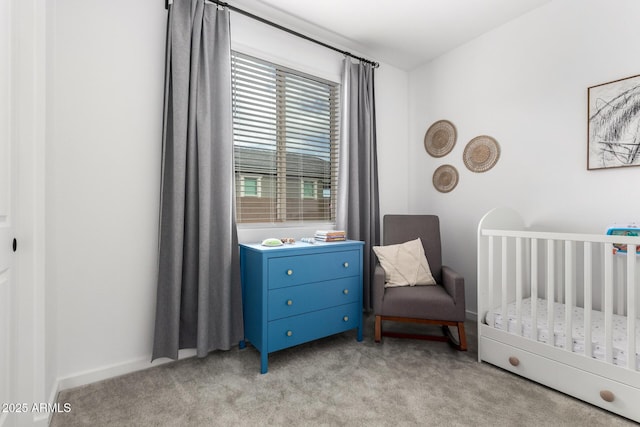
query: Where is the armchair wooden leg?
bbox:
[457,322,467,351]
[442,322,468,351]
[374,315,382,343]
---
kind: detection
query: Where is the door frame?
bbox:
[0,0,15,424]
[10,0,49,425]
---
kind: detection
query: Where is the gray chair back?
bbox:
[383,215,443,284]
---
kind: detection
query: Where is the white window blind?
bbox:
[232,51,339,224]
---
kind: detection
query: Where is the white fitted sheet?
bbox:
[486,297,640,370]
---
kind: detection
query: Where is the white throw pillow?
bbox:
[373,238,436,287]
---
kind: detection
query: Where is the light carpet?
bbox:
[50,315,634,426]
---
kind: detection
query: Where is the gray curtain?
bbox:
[336,58,380,311]
[153,0,243,361]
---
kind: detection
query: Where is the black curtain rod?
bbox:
[165,0,380,68]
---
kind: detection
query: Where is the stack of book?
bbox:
[314,230,346,242]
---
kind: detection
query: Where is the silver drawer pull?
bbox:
[343,289,349,295]
[286,299,293,306]
[286,330,293,337]
[343,262,349,268]
[343,316,349,322]
[286,269,293,276]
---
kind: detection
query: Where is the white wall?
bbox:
[51,0,166,382]
[50,0,409,386]
[408,0,640,317]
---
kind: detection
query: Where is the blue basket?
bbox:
[606,226,640,254]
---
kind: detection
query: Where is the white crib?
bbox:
[477,208,640,422]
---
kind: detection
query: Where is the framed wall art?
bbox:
[588,73,640,170]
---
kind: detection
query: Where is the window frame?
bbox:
[231,50,340,227]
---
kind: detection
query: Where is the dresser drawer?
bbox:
[268,277,359,321]
[268,250,360,289]
[268,302,360,352]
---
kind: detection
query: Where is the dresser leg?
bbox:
[239,340,246,349]
[260,353,268,374]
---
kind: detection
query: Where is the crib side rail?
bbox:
[479,226,640,372]
[482,228,640,246]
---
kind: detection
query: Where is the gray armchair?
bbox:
[372,215,467,350]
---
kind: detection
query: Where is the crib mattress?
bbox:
[485,297,640,370]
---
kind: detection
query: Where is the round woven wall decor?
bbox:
[424,120,457,158]
[432,164,459,193]
[463,135,500,172]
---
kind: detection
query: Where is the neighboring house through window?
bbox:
[231,51,339,224]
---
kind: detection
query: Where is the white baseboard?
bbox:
[0,411,48,427]
[33,412,51,427]
[57,349,197,392]
[33,377,62,427]
[0,412,47,427]
[0,380,63,427]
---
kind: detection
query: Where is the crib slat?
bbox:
[564,240,573,352]
[488,236,494,327]
[604,243,613,364]
[501,236,508,332]
[516,237,523,336]
[616,256,624,315]
[547,239,555,347]
[557,240,564,304]
[531,238,538,341]
[627,245,636,371]
[583,242,592,359]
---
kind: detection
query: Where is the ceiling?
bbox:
[229,0,552,70]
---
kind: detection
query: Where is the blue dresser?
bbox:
[239,240,364,373]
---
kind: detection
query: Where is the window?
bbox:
[301,179,317,199]
[231,51,339,224]
[240,175,261,197]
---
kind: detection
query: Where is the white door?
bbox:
[0,0,17,424]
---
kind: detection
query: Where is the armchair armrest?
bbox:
[442,265,465,308]
[372,264,386,314]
